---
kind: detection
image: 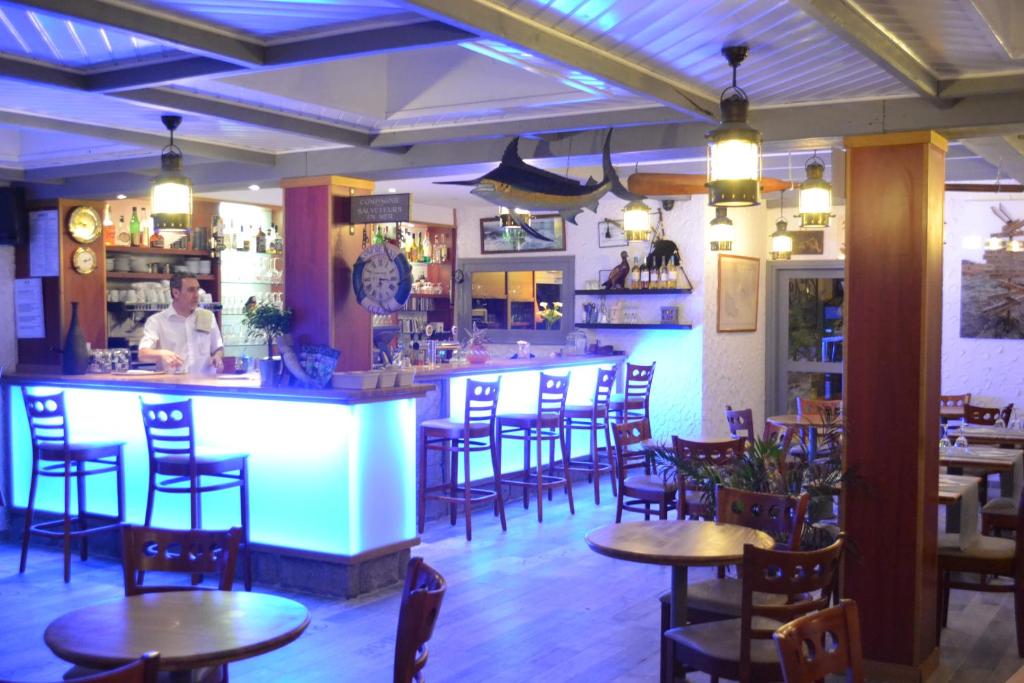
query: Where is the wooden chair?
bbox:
[940,393,971,410]
[982,495,1019,536]
[418,378,505,541]
[938,485,1024,656]
[564,367,617,504]
[956,402,1015,505]
[963,402,1014,426]
[19,390,126,583]
[725,406,755,441]
[498,373,574,523]
[394,557,447,683]
[665,535,845,683]
[121,525,242,595]
[609,362,655,423]
[795,397,842,457]
[659,487,810,674]
[612,419,675,522]
[670,437,747,519]
[21,652,162,683]
[773,599,865,683]
[140,399,252,590]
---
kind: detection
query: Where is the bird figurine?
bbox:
[602,250,630,289]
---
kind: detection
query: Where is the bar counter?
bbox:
[3,371,432,596]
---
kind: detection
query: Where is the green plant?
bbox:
[243,303,293,359]
[538,301,563,329]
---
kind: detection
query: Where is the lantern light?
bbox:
[623,199,652,240]
[709,206,735,251]
[498,206,531,228]
[986,236,1006,251]
[706,46,762,208]
[797,153,833,228]
[770,192,793,261]
[150,115,192,232]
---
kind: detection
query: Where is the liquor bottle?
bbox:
[422,232,432,263]
[664,257,677,289]
[639,262,649,289]
[102,204,115,245]
[241,225,251,252]
[374,225,385,245]
[256,226,267,254]
[116,215,129,245]
[631,257,640,289]
[139,208,150,247]
[129,207,140,247]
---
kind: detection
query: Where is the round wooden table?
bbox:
[585,520,774,628]
[45,591,310,681]
[766,414,843,459]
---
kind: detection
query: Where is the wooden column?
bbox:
[843,131,945,679]
[281,175,375,372]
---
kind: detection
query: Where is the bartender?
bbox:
[138,273,224,374]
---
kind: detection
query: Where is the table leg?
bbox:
[670,565,688,628]
[1000,470,1015,498]
[945,500,961,533]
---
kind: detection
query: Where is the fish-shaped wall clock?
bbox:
[440,130,643,241]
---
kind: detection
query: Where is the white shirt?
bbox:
[139,306,223,375]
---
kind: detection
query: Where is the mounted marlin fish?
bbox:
[440,130,643,241]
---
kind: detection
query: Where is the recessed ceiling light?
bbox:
[116,194,127,200]
[387,187,397,193]
[248,184,260,191]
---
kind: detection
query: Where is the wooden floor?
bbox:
[0,481,1020,682]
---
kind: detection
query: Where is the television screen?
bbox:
[0,186,27,245]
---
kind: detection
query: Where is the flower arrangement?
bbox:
[538,301,563,329]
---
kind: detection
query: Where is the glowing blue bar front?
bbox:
[6,383,418,558]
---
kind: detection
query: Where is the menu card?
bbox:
[14,277,45,338]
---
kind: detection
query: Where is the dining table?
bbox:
[44,591,310,682]
[938,473,982,550]
[940,445,1023,498]
[585,520,775,629]
[957,424,1024,448]
[766,414,843,460]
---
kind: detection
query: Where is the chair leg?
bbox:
[20,455,40,574]
[76,462,88,561]
[115,450,126,524]
[547,433,555,501]
[463,439,472,542]
[603,418,617,498]
[1015,574,1024,657]
[240,462,252,591]
[491,436,507,532]
[561,429,574,515]
[417,430,427,534]
[144,470,156,526]
[522,430,531,510]
[449,446,459,526]
[63,462,72,583]
[590,421,600,505]
[535,429,545,523]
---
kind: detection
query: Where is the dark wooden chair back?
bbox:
[963,402,1014,426]
[593,367,616,411]
[121,525,242,596]
[672,436,746,469]
[21,390,70,449]
[773,599,865,683]
[72,652,161,683]
[716,486,809,551]
[612,419,654,477]
[762,422,796,453]
[622,362,656,419]
[796,397,842,420]
[537,372,570,420]
[394,557,447,683]
[940,393,971,409]
[740,536,846,682]
[462,378,500,426]
[139,398,197,470]
[724,405,755,441]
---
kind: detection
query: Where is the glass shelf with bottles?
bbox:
[580,256,692,294]
[396,226,451,265]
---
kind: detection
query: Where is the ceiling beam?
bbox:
[939,74,1024,99]
[400,0,719,120]
[86,57,240,92]
[0,111,276,166]
[11,0,264,65]
[962,137,1024,185]
[23,155,161,181]
[0,167,25,182]
[788,0,941,102]
[111,88,375,148]
[0,55,86,89]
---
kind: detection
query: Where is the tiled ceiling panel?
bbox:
[0,0,180,68]
[133,0,412,39]
[855,0,1024,77]
[0,77,332,154]
[494,0,911,104]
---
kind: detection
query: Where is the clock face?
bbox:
[71,246,97,274]
[353,243,412,314]
[68,206,102,244]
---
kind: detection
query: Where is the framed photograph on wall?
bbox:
[717,254,760,333]
[792,230,825,256]
[597,219,627,248]
[480,214,566,254]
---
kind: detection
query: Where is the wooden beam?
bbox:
[940,74,1024,99]
[402,0,718,120]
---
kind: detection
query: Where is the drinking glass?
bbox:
[113,349,131,373]
[938,424,952,450]
[995,416,1007,429]
[953,429,968,451]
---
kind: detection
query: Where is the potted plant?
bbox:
[538,301,563,329]
[242,302,293,387]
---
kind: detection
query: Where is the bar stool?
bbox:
[564,367,616,504]
[499,372,574,523]
[609,362,655,423]
[19,389,126,583]
[140,398,252,590]
[418,378,505,541]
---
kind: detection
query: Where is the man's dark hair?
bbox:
[170,273,198,293]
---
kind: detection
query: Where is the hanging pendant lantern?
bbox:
[623,199,652,240]
[709,206,735,251]
[797,154,833,228]
[150,115,192,231]
[706,46,762,208]
[770,192,793,260]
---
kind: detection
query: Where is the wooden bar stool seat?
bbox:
[564,368,617,504]
[499,372,574,523]
[140,398,252,591]
[19,390,127,583]
[608,362,655,423]
[418,379,505,541]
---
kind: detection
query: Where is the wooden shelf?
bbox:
[106,246,213,257]
[410,293,450,299]
[574,288,692,295]
[107,271,216,282]
[575,323,692,330]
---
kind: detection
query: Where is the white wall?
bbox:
[942,192,1024,410]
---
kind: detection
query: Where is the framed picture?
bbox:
[480,214,565,254]
[597,219,627,248]
[792,230,825,256]
[717,254,760,333]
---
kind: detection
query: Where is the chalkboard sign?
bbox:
[350,193,411,224]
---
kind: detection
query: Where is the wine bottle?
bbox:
[631,257,640,289]
[116,215,129,246]
[256,226,266,254]
[129,207,140,247]
[139,208,150,247]
[639,262,649,289]
[102,204,115,245]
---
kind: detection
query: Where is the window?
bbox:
[455,256,575,344]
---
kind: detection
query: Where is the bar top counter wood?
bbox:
[412,353,624,379]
